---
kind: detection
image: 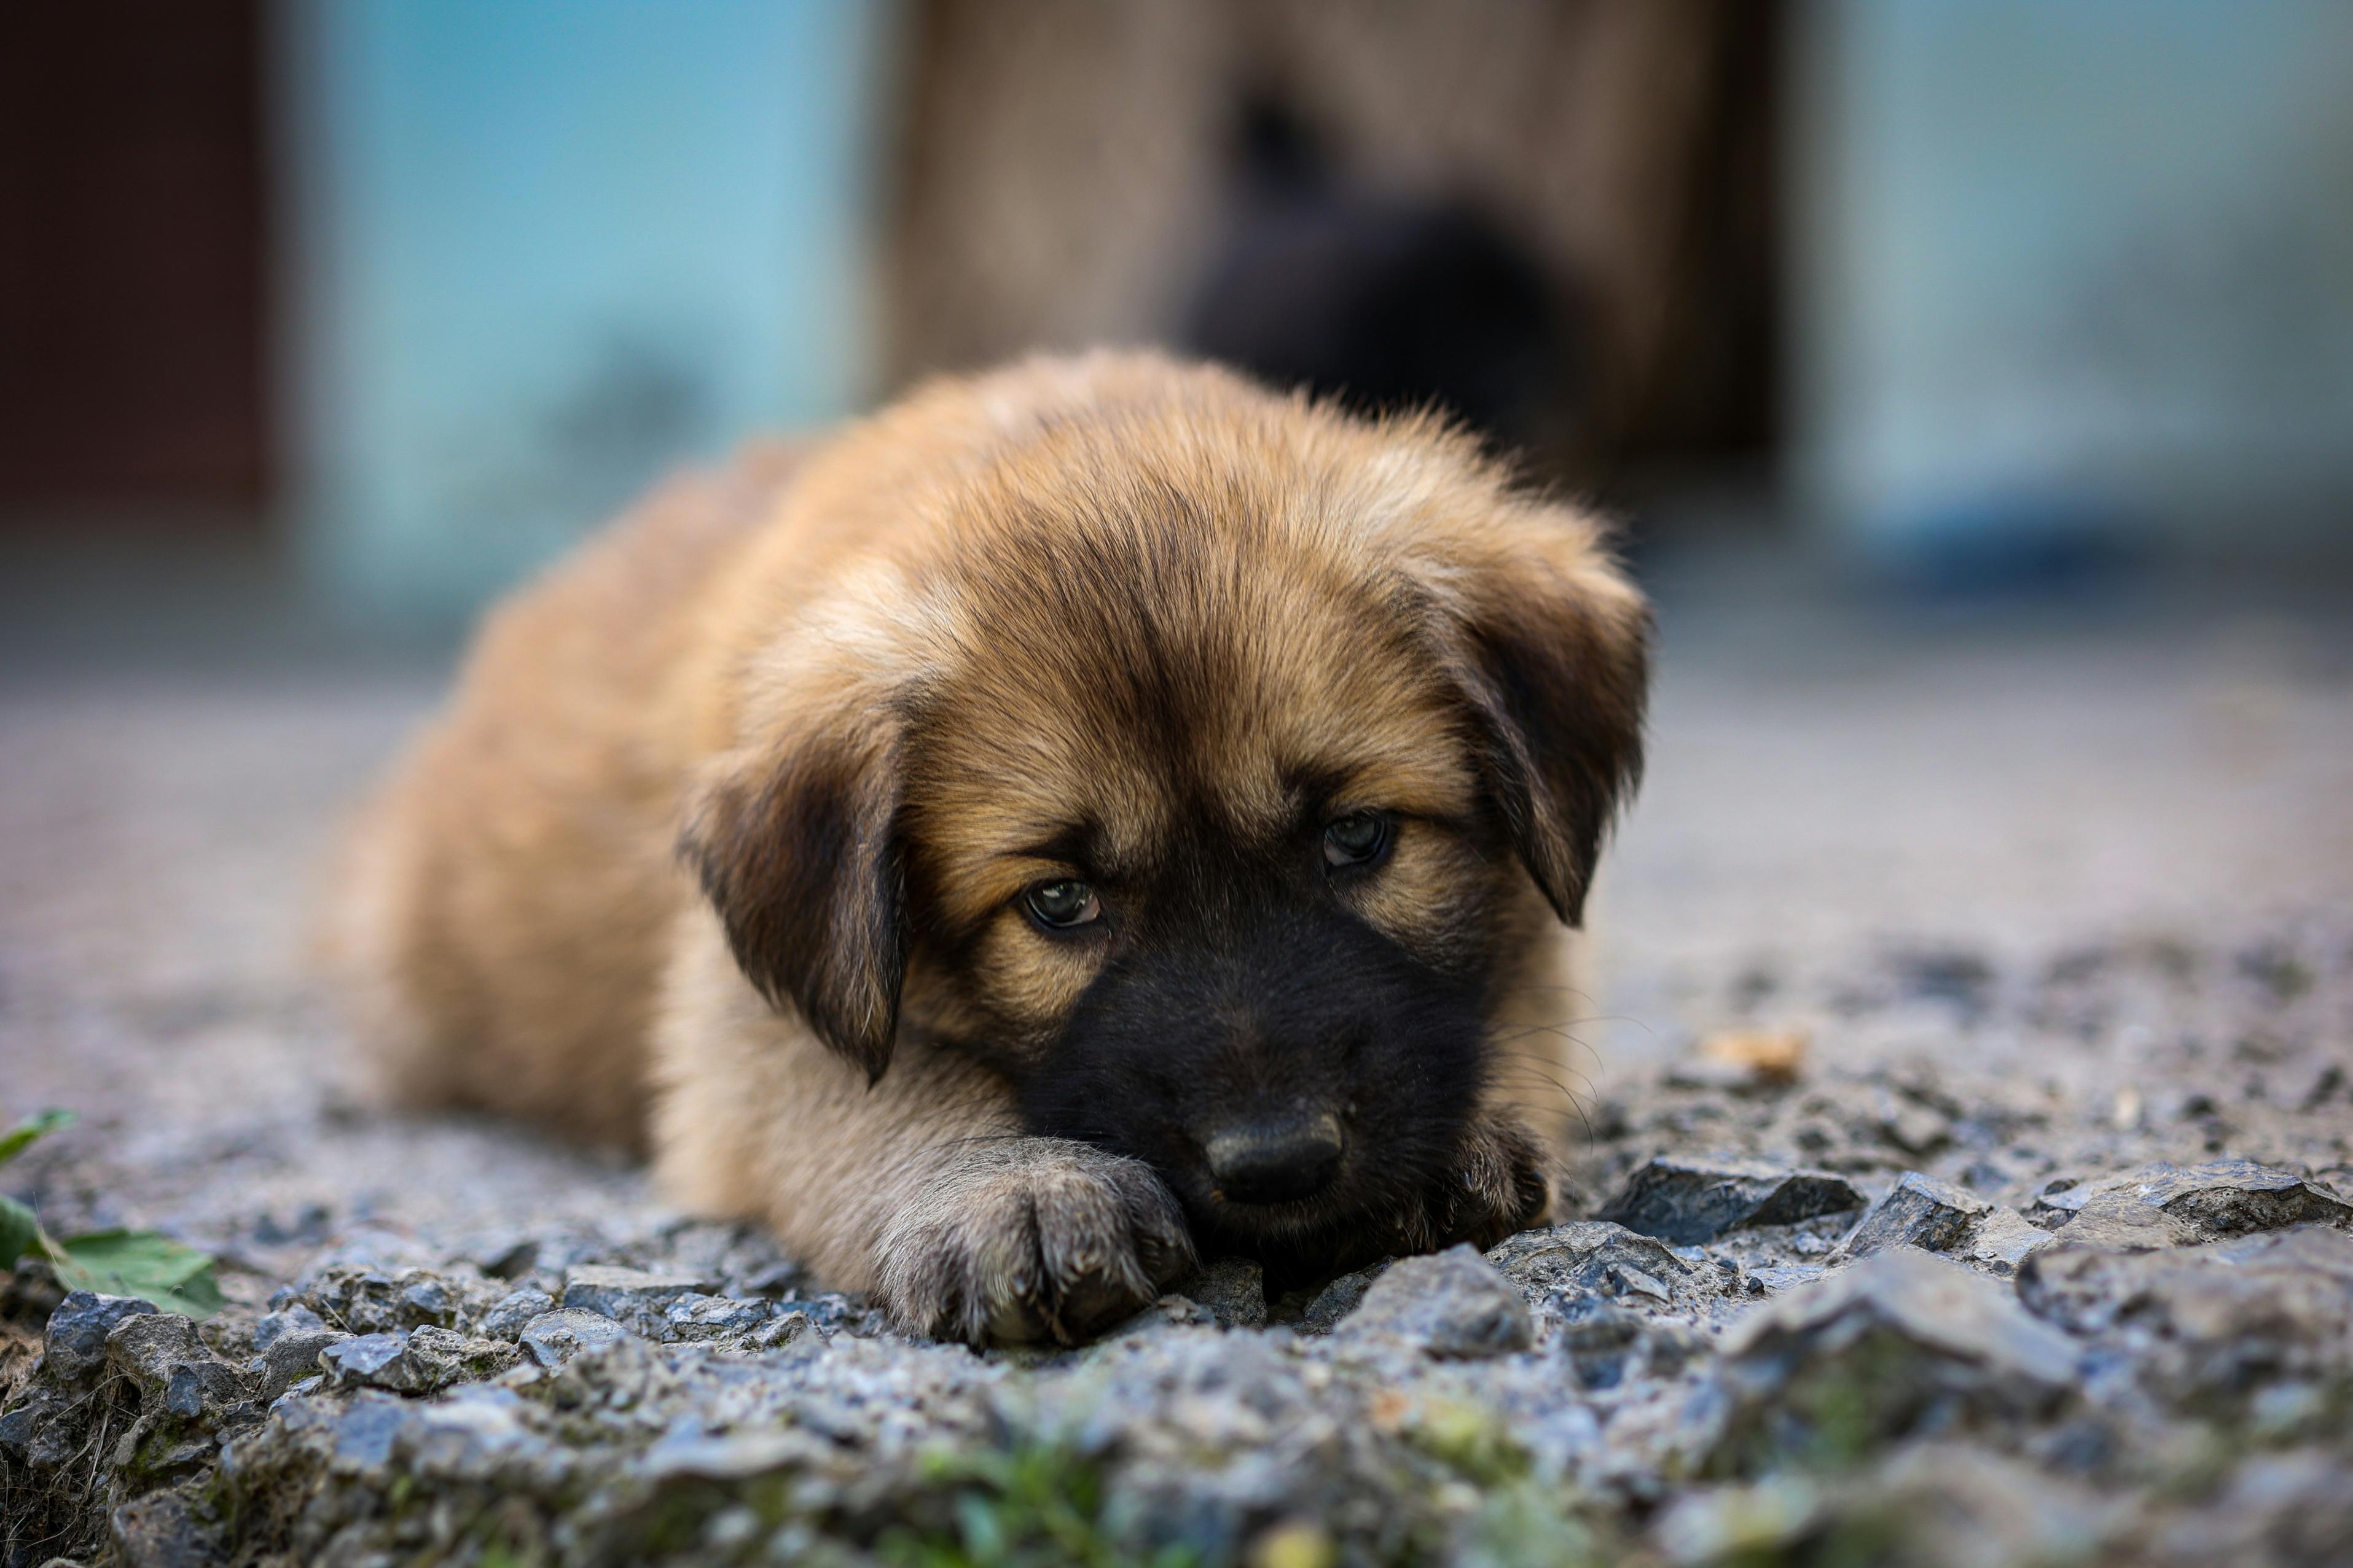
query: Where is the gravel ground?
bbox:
[4,554,2351,1566]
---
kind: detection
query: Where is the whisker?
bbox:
[1486,1068,1596,1104]
[1491,1012,1655,1036]
[1486,1029,1605,1077]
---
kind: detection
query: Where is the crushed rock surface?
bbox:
[6,588,2353,1565]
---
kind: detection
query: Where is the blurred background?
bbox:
[7,0,2351,643]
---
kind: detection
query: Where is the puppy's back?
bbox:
[328,443,804,1148]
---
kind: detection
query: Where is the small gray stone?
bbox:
[253,1327,348,1400]
[319,1332,413,1390]
[110,1488,222,1568]
[40,1290,156,1383]
[1169,1257,1267,1330]
[264,1387,412,1476]
[473,1233,542,1279]
[1964,1208,2054,1276]
[0,1395,50,1461]
[662,1292,775,1341]
[1731,1247,2078,1384]
[2023,1223,2353,1330]
[561,1264,715,1335]
[2035,1160,2352,1241]
[1836,1172,1992,1261]
[1489,1220,1737,1315]
[397,1384,544,1475]
[318,1324,515,1394]
[1726,1246,2080,1389]
[1877,1102,1954,1158]
[2047,1191,2203,1253]
[1611,1263,1674,1303]
[1340,1244,1533,1358]
[1557,1300,1708,1390]
[1747,1264,1828,1295]
[108,1313,222,1396]
[745,1311,826,1350]
[479,1286,556,1340]
[1291,1262,1388,1335]
[762,1293,883,1339]
[520,1307,632,1367]
[2020,1226,2353,1416]
[296,1225,440,1278]
[1598,1158,1865,1245]
[82,1311,257,1456]
[407,1324,520,1386]
[164,1358,254,1424]
[652,1218,808,1298]
[638,1429,812,1481]
[291,1264,496,1335]
[1661,1445,2117,1568]
[1710,1249,2080,1470]
[1106,1293,1221,1338]
[249,1303,326,1353]
[2132,1161,2353,1236]
[400,1274,464,1322]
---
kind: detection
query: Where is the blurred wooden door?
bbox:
[0,0,270,519]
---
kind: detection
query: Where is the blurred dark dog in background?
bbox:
[1185,97,1584,457]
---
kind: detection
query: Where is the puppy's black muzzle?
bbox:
[1205,1110,1345,1204]
[1018,899,1489,1264]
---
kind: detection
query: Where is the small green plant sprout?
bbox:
[0,1108,225,1319]
[879,1437,1202,1568]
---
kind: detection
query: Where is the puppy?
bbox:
[332,351,1648,1344]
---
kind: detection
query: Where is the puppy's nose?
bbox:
[1205,1112,1345,1204]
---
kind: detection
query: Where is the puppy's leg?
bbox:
[651,908,1193,1344]
[1421,1112,1554,1251]
[1368,1104,1550,1263]
[320,785,448,1110]
[869,1136,1196,1344]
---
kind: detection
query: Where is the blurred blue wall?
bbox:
[1795,0,2353,569]
[283,0,895,625]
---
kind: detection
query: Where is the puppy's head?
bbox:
[683,356,1648,1274]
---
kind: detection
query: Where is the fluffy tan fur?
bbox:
[332,351,1646,1341]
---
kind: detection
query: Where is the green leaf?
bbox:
[53,1229,225,1319]
[0,1108,76,1168]
[0,1193,42,1273]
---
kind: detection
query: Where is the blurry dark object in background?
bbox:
[0,0,272,523]
[886,0,1780,507]
[1183,97,1581,456]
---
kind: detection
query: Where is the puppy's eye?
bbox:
[1322,811,1391,868]
[1023,879,1101,930]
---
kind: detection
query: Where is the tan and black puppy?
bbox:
[332,351,1648,1344]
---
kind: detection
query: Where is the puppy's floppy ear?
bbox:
[678,720,905,1080]
[1438,508,1651,926]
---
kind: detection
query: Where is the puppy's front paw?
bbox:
[1403,1117,1552,1254]
[874,1138,1195,1345]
